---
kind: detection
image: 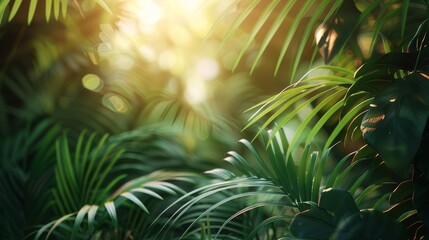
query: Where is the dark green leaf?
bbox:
[315,0,360,63]
[413,170,429,233]
[319,188,359,223]
[332,209,406,240]
[385,198,414,220]
[390,180,413,205]
[361,72,429,176]
[290,206,336,239]
[408,18,429,52]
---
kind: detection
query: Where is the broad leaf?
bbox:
[290,206,336,239]
[333,209,406,240]
[319,188,359,223]
[361,72,429,176]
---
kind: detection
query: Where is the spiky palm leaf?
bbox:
[154,127,389,239]
[31,130,203,239]
[0,0,111,24]
[215,0,423,78]
[0,119,60,239]
[244,65,361,153]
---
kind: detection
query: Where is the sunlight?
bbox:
[195,58,219,81]
[126,0,162,27]
[185,82,207,105]
[99,0,223,108]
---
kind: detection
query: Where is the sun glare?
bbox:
[99,0,223,107]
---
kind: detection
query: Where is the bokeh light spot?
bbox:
[135,0,162,26]
[102,93,129,113]
[82,74,103,92]
[185,82,206,105]
[114,54,135,70]
[196,58,219,81]
[139,45,157,62]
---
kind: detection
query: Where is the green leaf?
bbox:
[0,0,10,20]
[120,192,150,214]
[249,0,295,74]
[71,205,91,240]
[319,188,359,223]
[61,0,67,19]
[412,170,429,232]
[87,205,98,234]
[315,0,360,63]
[45,0,52,21]
[274,0,313,76]
[45,213,75,240]
[28,0,38,24]
[332,209,406,240]
[54,0,60,20]
[361,72,429,176]
[104,201,118,228]
[232,0,280,72]
[290,206,336,239]
[408,18,429,52]
[8,0,22,21]
[216,0,260,54]
[390,180,413,205]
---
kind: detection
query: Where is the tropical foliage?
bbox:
[1,0,429,239]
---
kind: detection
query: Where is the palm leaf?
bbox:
[245,65,355,151]
[0,0,112,24]
[35,171,197,239]
[154,127,381,239]
[0,119,60,239]
[213,0,425,86]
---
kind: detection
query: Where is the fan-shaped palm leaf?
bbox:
[153,127,386,239]
[245,65,357,152]
[32,130,201,239]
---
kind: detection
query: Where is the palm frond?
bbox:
[28,129,209,239]
[214,0,423,79]
[0,119,60,239]
[34,169,198,239]
[245,65,356,151]
[153,127,385,239]
[0,0,112,24]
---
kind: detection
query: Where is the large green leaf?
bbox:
[291,188,405,239]
[290,206,336,239]
[290,189,359,238]
[319,188,359,223]
[361,72,429,176]
[332,209,406,240]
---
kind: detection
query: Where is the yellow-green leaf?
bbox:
[28,0,38,24]
[8,0,22,22]
[45,0,52,21]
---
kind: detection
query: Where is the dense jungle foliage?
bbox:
[1,0,429,239]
